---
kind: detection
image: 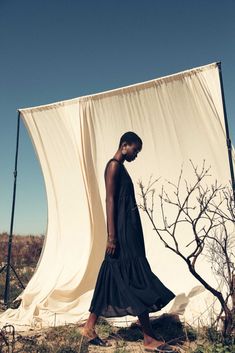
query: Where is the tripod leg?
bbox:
[10,265,25,289]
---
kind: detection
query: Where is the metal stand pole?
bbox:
[3,111,23,306]
[217,61,235,201]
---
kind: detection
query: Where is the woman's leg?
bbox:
[138,310,165,348]
[81,312,112,346]
[81,312,99,340]
[84,312,98,330]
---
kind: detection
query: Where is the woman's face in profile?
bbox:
[124,142,142,162]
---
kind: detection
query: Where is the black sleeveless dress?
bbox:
[88,158,175,317]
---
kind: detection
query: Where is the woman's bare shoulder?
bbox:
[104,159,122,178]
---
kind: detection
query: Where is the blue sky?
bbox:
[0,0,234,235]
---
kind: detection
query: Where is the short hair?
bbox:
[118,131,143,149]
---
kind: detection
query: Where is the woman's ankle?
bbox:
[144,336,153,344]
[143,333,154,343]
[84,323,95,331]
[143,333,164,344]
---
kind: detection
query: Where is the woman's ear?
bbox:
[121,142,127,155]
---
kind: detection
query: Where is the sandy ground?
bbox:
[0,309,195,352]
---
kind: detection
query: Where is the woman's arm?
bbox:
[105,161,120,255]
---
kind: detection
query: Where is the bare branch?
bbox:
[137,159,235,337]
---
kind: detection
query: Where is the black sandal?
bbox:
[79,326,112,347]
[88,336,112,346]
[145,343,175,352]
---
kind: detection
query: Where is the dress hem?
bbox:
[89,293,176,318]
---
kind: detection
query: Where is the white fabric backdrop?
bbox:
[1,62,234,330]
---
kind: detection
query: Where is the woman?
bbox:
[80,132,176,352]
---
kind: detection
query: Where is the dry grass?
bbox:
[1,234,234,352]
[0,314,196,353]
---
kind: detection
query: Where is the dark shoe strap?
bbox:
[88,336,111,346]
[155,343,175,352]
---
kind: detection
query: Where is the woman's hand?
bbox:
[106,237,117,256]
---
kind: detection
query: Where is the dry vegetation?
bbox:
[0,314,197,353]
[1,314,234,353]
[0,232,44,306]
[0,232,44,267]
[0,232,234,352]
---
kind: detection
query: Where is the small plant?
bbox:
[190,323,235,353]
[183,323,198,341]
[193,342,235,353]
